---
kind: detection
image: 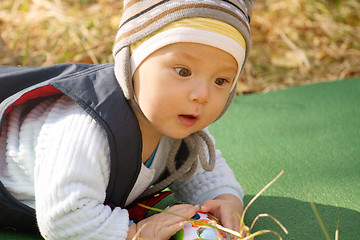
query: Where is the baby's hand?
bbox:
[200,194,245,233]
[132,204,200,240]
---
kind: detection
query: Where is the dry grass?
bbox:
[0,0,359,93]
[241,0,360,93]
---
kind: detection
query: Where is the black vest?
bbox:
[0,63,143,232]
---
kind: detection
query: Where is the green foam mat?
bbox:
[209,77,360,239]
[2,78,359,239]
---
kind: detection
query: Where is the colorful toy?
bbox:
[172,212,232,240]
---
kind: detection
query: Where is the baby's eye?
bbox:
[214,78,229,86]
[175,67,191,77]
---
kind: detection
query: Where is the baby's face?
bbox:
[133,42,237,139]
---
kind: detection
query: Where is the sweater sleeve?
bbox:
[34,96,130,239]
[169,128,244,205]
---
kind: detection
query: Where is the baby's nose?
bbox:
[189,80,209,104]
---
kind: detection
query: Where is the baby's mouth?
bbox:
[178,114,198,126]
[181,114,196,119]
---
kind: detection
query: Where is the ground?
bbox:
[0,0,359,93]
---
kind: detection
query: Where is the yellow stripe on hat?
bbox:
[130,17,246,53]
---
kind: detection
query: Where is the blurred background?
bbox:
[0,0,359,93]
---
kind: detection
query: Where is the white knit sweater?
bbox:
[0,95,243,239]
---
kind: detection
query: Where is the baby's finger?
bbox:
[166,204,200,218]
[220,218,234,233]
[158,221,187,240]
[200,199,219,213]
[220,212,241,233]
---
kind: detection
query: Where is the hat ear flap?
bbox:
[114,46,133,100]
[216,87,237,121]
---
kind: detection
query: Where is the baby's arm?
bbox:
[34,96,130,239]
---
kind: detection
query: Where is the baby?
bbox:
[0,0,255,239]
